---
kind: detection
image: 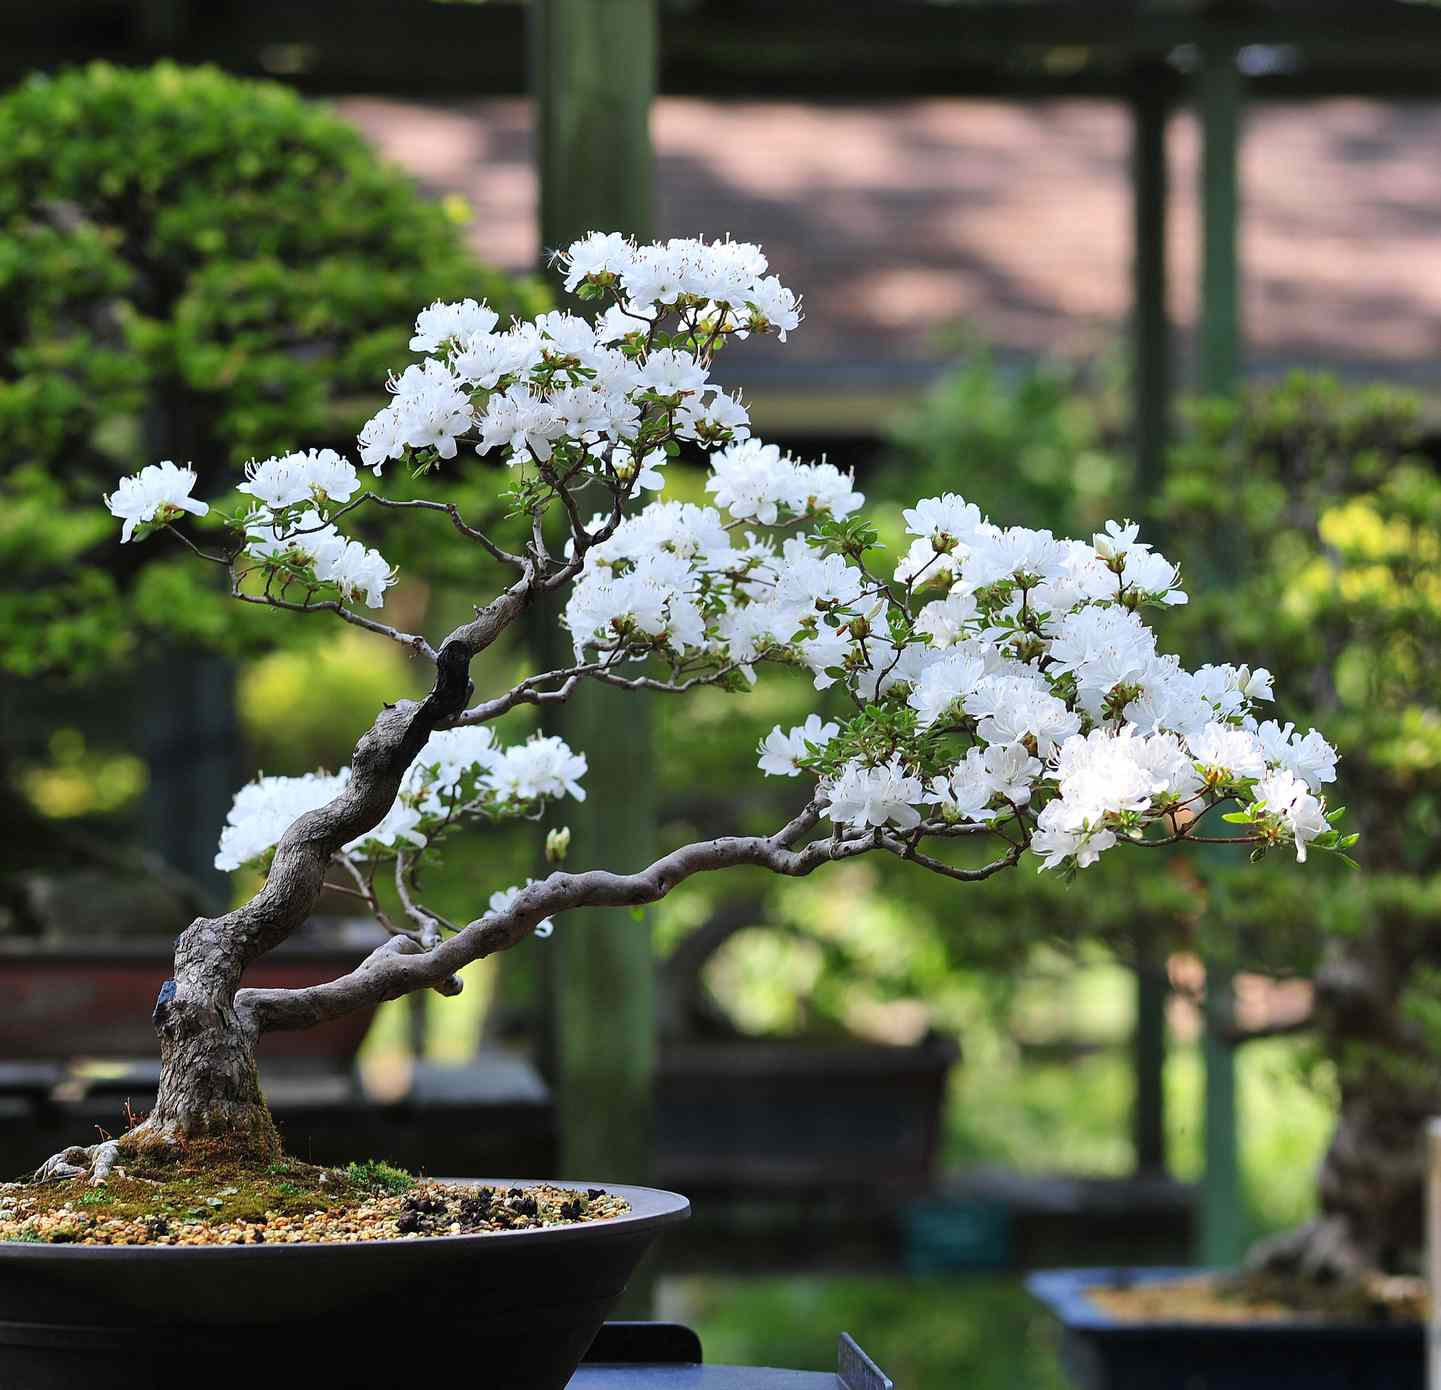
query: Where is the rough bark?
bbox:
[135,579,533,1157]
[1247,921,1441,1282]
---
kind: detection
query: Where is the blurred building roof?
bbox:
[340,94,1441,429]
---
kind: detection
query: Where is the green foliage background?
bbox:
[0,61,543,680]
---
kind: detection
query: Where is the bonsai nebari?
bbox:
[40,232,1350,1185]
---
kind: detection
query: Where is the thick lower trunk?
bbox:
[146,985,279,1161]
[1248,925,1440,1282]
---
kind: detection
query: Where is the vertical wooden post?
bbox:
[1196,38,1246,1268]
[530,0,659,1196]
[1130,67,1172,1178]
[1132,66,1171,521]
[1198,49,1242,398]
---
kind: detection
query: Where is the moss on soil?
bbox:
[1090,1271,1427,1326]
[0,1150,628,1247]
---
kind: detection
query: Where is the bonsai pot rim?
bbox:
[1027,1266,1423,1340]
[0,1179,689,1259]
[0,1180,690,1389]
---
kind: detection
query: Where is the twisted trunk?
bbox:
[148,983,276,1157]
[123,585,533,1158]
[1248,921,1441,1282]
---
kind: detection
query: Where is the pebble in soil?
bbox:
[0,1153,627,1248]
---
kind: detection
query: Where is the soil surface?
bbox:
[1091,1271,1427,1326]
[0,1155,629,1247]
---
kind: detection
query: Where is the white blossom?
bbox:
[757,714,840,777]
[105,460,208,542]
[239,450,359,511]
[1187,723,1268,783]
[823,756,925,831]
[1254,720,1339,792]
[485,736,588,804]
[1251,769,1329,862]
[411,298,499,353]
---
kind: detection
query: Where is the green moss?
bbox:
[344,1159,417,1195]
[14,1151,420,1233]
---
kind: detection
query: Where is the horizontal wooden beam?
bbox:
[6,0,1441,100]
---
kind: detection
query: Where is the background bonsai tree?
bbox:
[882,362,1438,1284]
[1157,375,1441,1283]
[38,233,1349,1182]
[0,61,541,924]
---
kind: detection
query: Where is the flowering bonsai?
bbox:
[35,232,1351,1190]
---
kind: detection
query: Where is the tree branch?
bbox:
[362,494,526,570]
[229,585,437,662]
[237,802,882,1033]
[171,567,539,1010]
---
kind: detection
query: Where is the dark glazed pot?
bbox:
[1028,1267,1422,1390]
[0,1180,688,1390]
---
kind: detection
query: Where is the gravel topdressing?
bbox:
[1089,1271,1427,1326]
[0,1163,630,1248]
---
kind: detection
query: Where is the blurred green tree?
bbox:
[0,60,543,678]
[1160,374,1441,1281]
[0,61,542,924]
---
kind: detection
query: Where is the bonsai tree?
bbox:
[35,233,1350,1183]
[1157,375,1441,1282]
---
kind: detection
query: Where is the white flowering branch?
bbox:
[79,231,1355,1168]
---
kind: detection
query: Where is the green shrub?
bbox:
[0,62,544,678]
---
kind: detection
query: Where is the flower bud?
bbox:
[545,826,571,864]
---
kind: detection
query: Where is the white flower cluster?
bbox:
[104,460,208,542]
[355,233,799,477]
[706,439,862,527]
[558,231,802,339]
[214,730,587,873]
[742,488,1340,871]
[214,769,427,873]
[114,230,1345,899]
[243,508,395,610]
[237,450,359,512]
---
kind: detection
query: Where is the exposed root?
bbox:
[31,1126,162,1186]
[1244,1216,1377,1288]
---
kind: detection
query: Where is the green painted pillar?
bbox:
[1196,40,1246,1268]
[1198,49,1242,398]
[530,0,659,1196]
[1129,69,1172,1178]
[1131,66,1172,520]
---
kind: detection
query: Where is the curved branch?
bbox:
[230,586,437,661]
[876,833,1024,882]
[238,803,889,1034]
[171,567,538,1018]
[362,494,526,569]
